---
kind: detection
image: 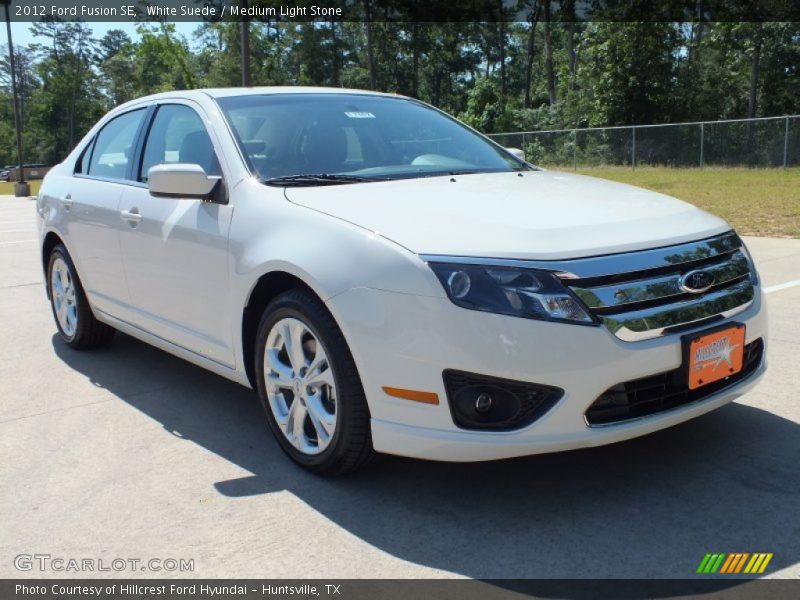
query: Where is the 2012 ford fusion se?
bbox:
[36,88,767,475]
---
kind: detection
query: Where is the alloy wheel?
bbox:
[263,317,338,455]
[51,257,78,337]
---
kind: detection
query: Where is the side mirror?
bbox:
[147,163,223,202]
[505,147,526,162]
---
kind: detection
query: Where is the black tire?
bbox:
[255,288,374,476]
[47,244,115,350]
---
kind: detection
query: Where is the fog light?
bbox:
[475,392,493,413]
[443,370,564,431]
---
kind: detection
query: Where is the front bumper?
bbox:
[326,286,767,462]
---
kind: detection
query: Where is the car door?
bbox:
[118,101,235,367]
[65,108,148,316]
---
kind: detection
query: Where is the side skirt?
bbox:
[94,308,253,390]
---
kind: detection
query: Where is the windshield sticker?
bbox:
[345,111,376,119]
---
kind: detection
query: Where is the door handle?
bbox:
[59,194,72,210]
[120,208,142,225]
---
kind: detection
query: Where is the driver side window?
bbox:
[139,104,221,182]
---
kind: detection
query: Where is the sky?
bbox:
[7,21,200,49]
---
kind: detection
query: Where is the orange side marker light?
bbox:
[382,386,439,405]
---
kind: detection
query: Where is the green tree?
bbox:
[0,44,38,127]
[2,18,799,166]
[97,30,136,107]
[459,77,515,133]
[575,22,681,126]
[131,24,197,95]
[28,22,105,163]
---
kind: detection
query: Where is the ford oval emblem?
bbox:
[680,269,715,293]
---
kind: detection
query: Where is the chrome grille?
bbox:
[559,232,757,341]
[570,251,750,309]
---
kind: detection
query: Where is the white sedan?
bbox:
[36,87,767,474]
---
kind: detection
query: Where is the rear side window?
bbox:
[87,109,146,180]
[139,104,221,182]
[74,139,94,174]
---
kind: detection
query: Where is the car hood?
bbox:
[285,170,730,260]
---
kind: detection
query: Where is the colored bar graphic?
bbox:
[710,554,725,573]
[702,554,720,574]
[744,553,774,574]
[734,553,750,573]
[697,554,713,573]
[719,554,736,573]
[701,552,774,575]
[744,554,760,574]
[750,554,765,573]
[758,553,773,574]
[719,554,736,574]
[720,553,749,574]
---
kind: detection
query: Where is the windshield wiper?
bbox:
[446,168,531,176]
[447,170,481,176]
[262,173,381,187]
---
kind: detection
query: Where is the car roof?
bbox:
[117,86,405,107]
[203,86,403,99]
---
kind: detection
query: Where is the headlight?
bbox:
[428,262,595,324]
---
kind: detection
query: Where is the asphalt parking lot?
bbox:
[1,194,799,580]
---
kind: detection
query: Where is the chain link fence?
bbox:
[488,115,799,169]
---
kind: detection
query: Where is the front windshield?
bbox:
[215,93,528,183]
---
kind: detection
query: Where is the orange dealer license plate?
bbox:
[686,324,746,390]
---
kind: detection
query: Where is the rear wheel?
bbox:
[255,289,374,475]
[47,244,115,349]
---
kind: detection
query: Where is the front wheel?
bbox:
[47,244,115,349]
[255,289,374,475]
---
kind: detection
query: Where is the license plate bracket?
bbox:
[683,324,746,390]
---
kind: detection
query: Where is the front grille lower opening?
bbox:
[585,338,763,426]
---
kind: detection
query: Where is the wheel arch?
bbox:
[41,230,67,298]
[241,269,329,389]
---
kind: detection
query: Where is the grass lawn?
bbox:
[0,180,42,196]
[570,166,800,238]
